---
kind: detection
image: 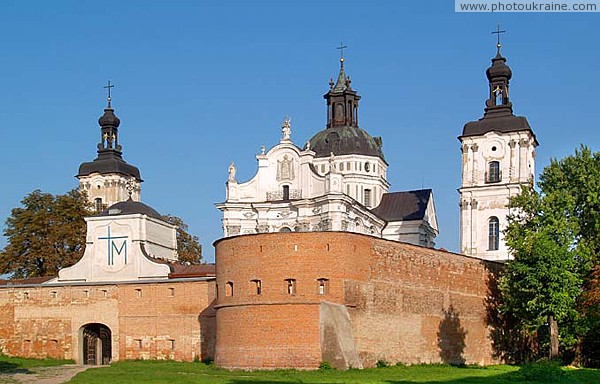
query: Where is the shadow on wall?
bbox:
[437,305,467,365]
[484,264,536,364]
[198,299,217,363]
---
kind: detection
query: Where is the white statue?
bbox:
[281,116,291,141]
[305,140,311,151]
[261,144,266,155]
[329,152,337,173]
[228,162,236,181]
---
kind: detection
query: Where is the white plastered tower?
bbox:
[459,42,538,261]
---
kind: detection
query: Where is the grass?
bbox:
[64,360,600,384]
[0,354,73,374]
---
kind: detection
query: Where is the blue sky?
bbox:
[0,1,598,262]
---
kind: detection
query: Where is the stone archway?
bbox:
[81,323,112,365]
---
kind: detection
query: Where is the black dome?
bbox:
[98,199,162,220]
[307,126,385,162]
[98,107,121,127]
[486,54,512,81]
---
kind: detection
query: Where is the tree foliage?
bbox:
[0,189,90,278]
[160,215,202,264]
[1,189,202,279]
[500,145,600,363]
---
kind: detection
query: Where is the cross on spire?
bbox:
[104,80,115,107]
[337,42,348,68]
[492,25,506,53]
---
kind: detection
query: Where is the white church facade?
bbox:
[216,57,439,247]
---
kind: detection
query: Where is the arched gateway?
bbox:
[80,323,112,365]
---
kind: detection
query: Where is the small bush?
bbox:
[376,359,389,368]
[512,360,564,382]
[201,357,214,365]
[319,361,333,370]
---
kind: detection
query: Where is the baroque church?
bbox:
[0,40,536,369]
[217,55,438,248]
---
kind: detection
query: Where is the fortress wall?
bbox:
[0,279,215,363]
[215,232,499,369]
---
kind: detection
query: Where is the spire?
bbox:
[333,42,350,92]
[483,27,513,118]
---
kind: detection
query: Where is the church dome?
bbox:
[99,199,162,220]
[307,126,385,161]
[98,107,121,127]
[486,53,512,81]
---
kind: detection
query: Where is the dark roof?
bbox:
[98,198,162,220]
[78,154,142,180]
[461,114,536,140]
[169,264,215,278]
[307,126,385,161]
[371,189,432,222]
[0,276,54,286]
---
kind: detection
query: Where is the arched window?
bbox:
[285,279,296,295]
[488,217,500,251]
[317,278,329,295]
[487,161,501,183]
[251,279,262,295]
[225,282,234,297]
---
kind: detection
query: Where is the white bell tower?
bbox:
[459,36,538,261]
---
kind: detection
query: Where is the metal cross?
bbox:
[103,80,115,106]
[492,25,506,47]
[336,42,348,60]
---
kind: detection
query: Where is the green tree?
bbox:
[161,215,202,264]
[0,189,90,278]
[1,189,202,279]
[501,145,600,362]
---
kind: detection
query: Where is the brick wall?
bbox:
[215,232,499,369]
[0,279,215,363]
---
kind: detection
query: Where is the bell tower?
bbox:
[324,45,361,129]
[77,83,142,212]
[458,31,538,261]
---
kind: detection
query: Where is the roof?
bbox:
[168,263,215,278]
[98,198,162,220]
[77,154,142,180]
[371,189,432,222]
[0,276,54,286]
[461,114,536,140]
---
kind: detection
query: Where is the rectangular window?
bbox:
[135,288,142,298]
[364,189,372,208]
[169,339,176,350]
[135,339,142,349]
[168,287,175,297]
[487,161,501,183]
[50,291,57,299]
[101,289,108,298]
